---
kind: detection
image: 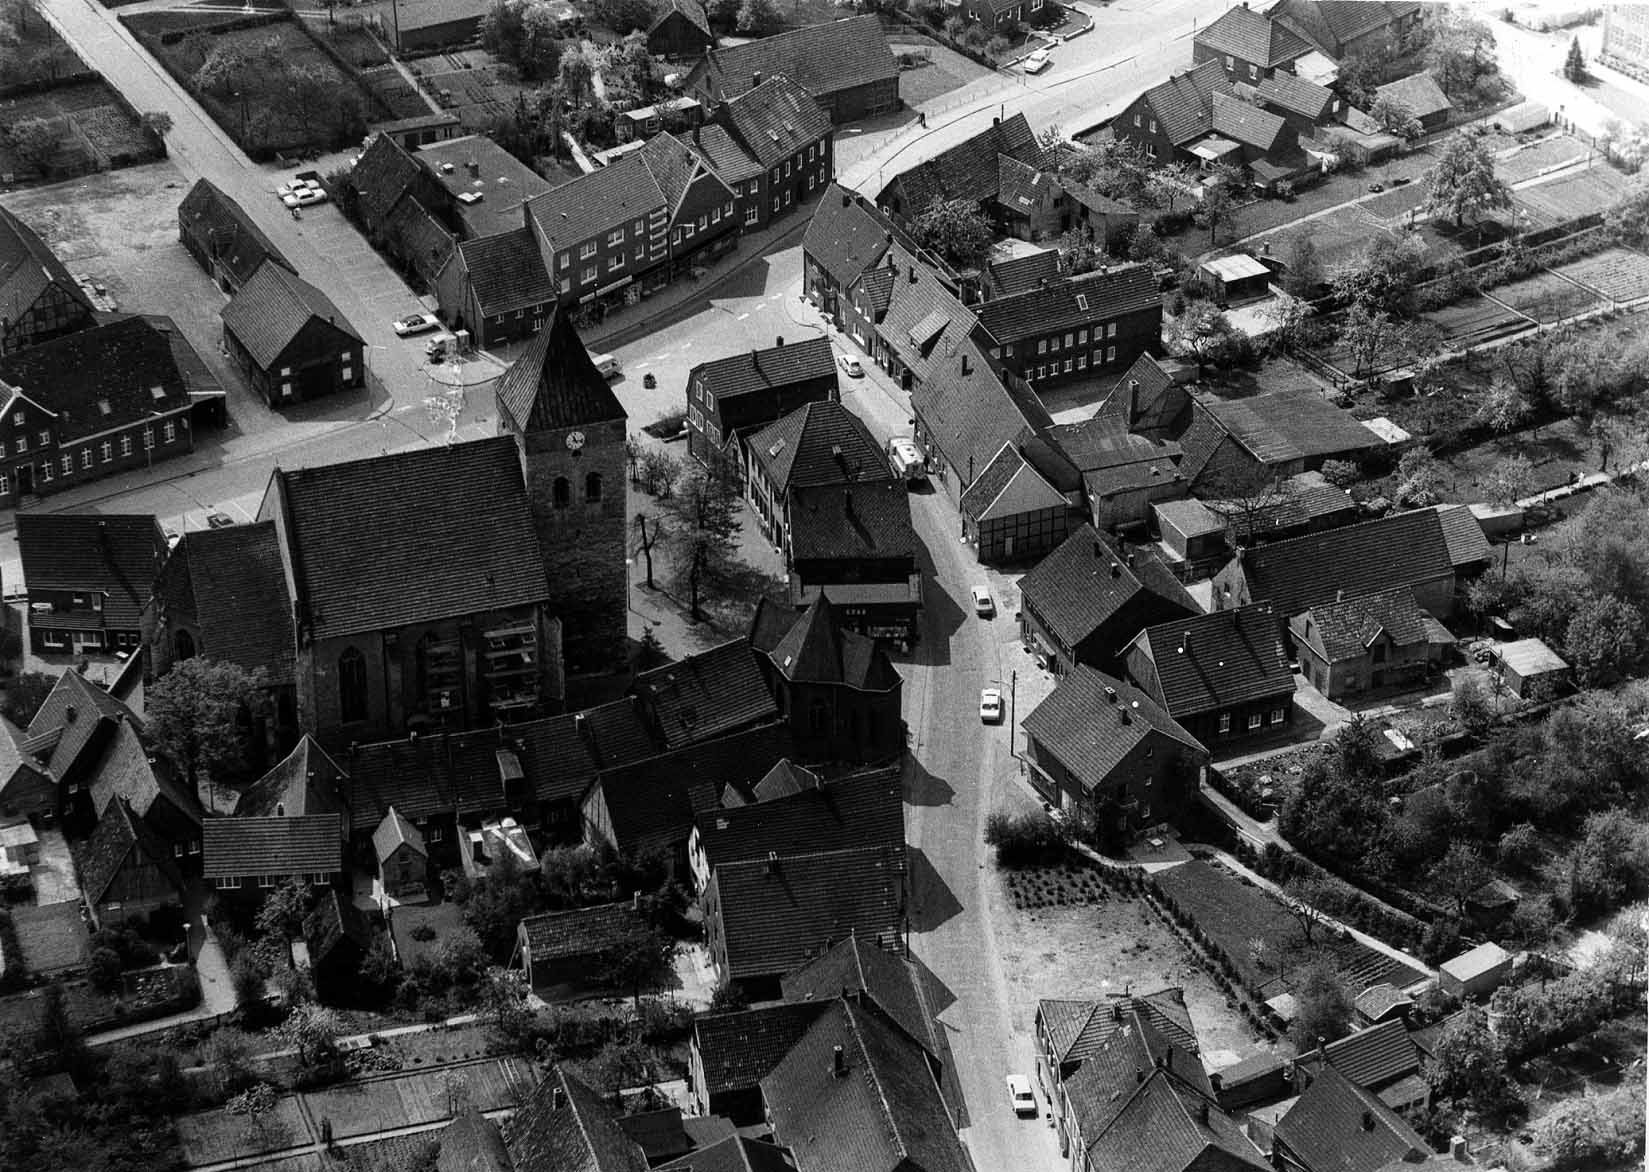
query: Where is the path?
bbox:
[87,921,237,1047]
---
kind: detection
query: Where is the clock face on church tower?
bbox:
[565,430,586,453]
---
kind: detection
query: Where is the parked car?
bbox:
[1024,49,1052,74]
[888,437,926,481]
[293,187,328,207]
[206,512,236,530]
[971,585,995,618]
[837,353,864,378]
[589,352,622,380]
[979,688,1004,724]
[394,312,442,337]
[1006,1074,1037,1116]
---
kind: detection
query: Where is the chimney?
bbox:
[1360,1111,1375,1132]
[632,890,641,910]
[276,802,286,817]
[1104,686,1117,704]
[1110,562,1121,578]
[993,115,1000,126]
[1317,1038,1327,1062]
[1134,1066,1145,1084]
[1208,1073,1223,1094]
[1155,1052,1167,1070]
[1126,379,1140,426]
[64,705,77,724]
[1121,706,1131,725]
[1126,552,1135,568]
[832,1045,846,1077]
[1449,1137,1469,1163]
[752,70,763,88]
[552,1085,566,1112]
[775,335,784,347]
[467,159,479,177]
[961,352,970,375]
[908,265,918,284]
[1336,588,1345,603]
[841,191,851,208]
[1197,1102,1209,1125]
[767,849,780,874]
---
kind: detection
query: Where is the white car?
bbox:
[971,585,995,618]
[1024,49,1052,74]
[980,688,1004,724]
[837,353,865,378]
[394,312,442,337]
[293,186,328,207]
[1006,1074,1037,1117]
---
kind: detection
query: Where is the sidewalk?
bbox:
[87,920,238,1046]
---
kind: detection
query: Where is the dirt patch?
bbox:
[1002,862,1112,911]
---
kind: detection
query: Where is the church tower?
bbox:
[495,308,629,680]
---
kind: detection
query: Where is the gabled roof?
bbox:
[1373,71,1452,120]
[1225,509,1455,617]
[25,668,138,781]
[578,698,663,771]
[781,934,941,1060]
[1129,605,1295,718]
[1018,524,1198,655]
[221,260,360,370]
[985,249,1062,298]
[1291,586,1433,663]
[635,130,735,213]
[1195,392,1379,472]
[718,75,832,169]
[1046,417,1183,477]
[89,718,202,827]
[1063,1009,1220,1147]
[0,205,93,331]
[714,844,905,980]
[1091,353,1190,436]
[201,814,343,878]
[757,596,902,692]
[1023,665,1205,791]
[1036,989,1197,1068]
[973,264,1159,345]
[1082,1066,1268,1172]
[506,1066,649,1172]
[306,887,374,965]
[688,123,763,185]
[748,400,887,495]
[997,154,1058,217]
[752,758,821,802]
[789,479,917,563]
[1210,92,1291,151]
[78,796,182,906]
[1136,61,1232,147]
[456,228,555,318]
[1429,504,1491,568]
[698,764,904,877]
[650,0,712,38]
[691,336,836,401]
[879,112,1042,212]
[156,521,295,684]
[178,179,291,288]
[372,805,425,863]
[657,1136,795,1172]
[1275,1062,1429,1172]
[694,1001,830,1095]
[1255,70,1337,120]
[870,243,977,382]
[633,639,777,750]
[494,305,627,432]
[695,15,898,104]
[803,186,898,290]
[1203,471,1356,542]
[760,998,968,1172]
[16,512,166,631]
[350,132,430,227]
[958,441,1067,524]
[526,148,668,254]
[1291,1019,1422,1092]
[912,356,1057,500]
[1196,4,1311,66]
[519,901,645,961]
[1269,0,1420,55]
[264,436,548,640]
[438,1109,514,1172]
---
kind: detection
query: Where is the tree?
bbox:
[479,967,535,1051]
[558,44,595,108]
[1395,446,1446,507]
[1370,93,1422,143]
[1568,809,1649,917]
[1338,302,1398,377]
[1538,1082,1645,1168]
[1195,166,1242,246]
[1430,841,1483,917]
[663,458,742,622]
[1289,958,1352,1051]
[632,513,662,589]
[226,1083,281,1149]
[1058,228,1105,275]
[1479,453,1533,506]
[1202,466,1293,544]
[1166,301,1239,376]
[258,878,315,940]
[1474,379,1533,436]
[704,0,740,28]
[1424,1006,1522,1121]
[146,658,268,793]
[1450,676,1494,737]
[1425,9,1499,99]
[595,0,654,32]
[599,927,677,1007]
[1283,234,1323,299]
[139,110,172,141]
[32,984,84,1074]
[202,1027,256,1098]
[1423,132,1512,229]
[1,671,56,726]
[1262,291,1316,353]
[907,196,994,272]
[6,117,60,173]
[1331,234,1426,314]
[1125,221,1163,263]
[707,981,749,1014]
[735,0,778,33]
[1145,161,1195,212]
[192,41,251,95]
[278,1004,343,1083]
[607,33,659,106]
[1563,37,1587,84]
[1279,873,1337,949]
[1564,594,1647,687]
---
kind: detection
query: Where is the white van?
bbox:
[589,352,622,380]
[425,332,458,360]
[888,436,926,481]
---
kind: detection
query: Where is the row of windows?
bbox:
[1028,348,1116,380]
[214,872,333,890]
[767,141,828,185]
[1216,708,1287,734]
[552,472,602,507]
[0,425,177,495]
[568,218,650,265]
[672,201,736,245]
[1037,322,1117,355]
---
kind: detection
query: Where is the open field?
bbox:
[177,1093,310,1163]
[1511,163,1631,226]
[1552,245,1649,302]
[891,37,995,108]
[1494,133,1591,184]
[1487,270,1602,323]
[1422,293,1531,347]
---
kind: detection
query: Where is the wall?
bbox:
[0,281,94,356]
[1090,478,1187,532]
[538,204,668,307]
[1,410,193,508]
[1112,97,1181,164]
[974,503,1070,564]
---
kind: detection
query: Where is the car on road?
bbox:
[837,353,864,378]
[394,312,442,337]
[206,512,236,530]
[971,585,995,618]
[888,437,926,481]
[293,186,328,207]
[979,688,1004,724]
[1006,1074,1037,1116]
[1024,49,1052,74]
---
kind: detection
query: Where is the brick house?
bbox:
[1373,72,1454,133]
[433,228,556,348]
[372,806,428,900]
[686,15,900,124]
[647,0,714,60]
[1289,586,1453,699]
[514,902,648,999]
[1273,1063,1431,1172]
[1123,605,1296,747]
[959,440,1074,564]
[1022,666,1207,841]
[685,335,838,467]
[0,205,95,356]
[801,186,900,322]
[689,1002,831,1124]
[1110,61,1231,164]
[780,481,922,645]
[23,671,145,831]
[1268,0,1422,61]
[712,75,833,230]
[222,261,364,407]
[77,796,184,928]
[876,112,1044,223]
[17,513,167,656]
[685,123,765,229]
[0,316,201,505]
[1193,4,1312,82]
[1177,390,1381,492]
[971,264,1164,389]
[178,179,291,294]
[744,399,888,555]
[202,814,345,902]
[1253,72,1343,138]
[954,0,1058,31]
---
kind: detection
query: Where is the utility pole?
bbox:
[1009,669,1017,760]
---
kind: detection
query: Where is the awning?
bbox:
[596,276,634,296]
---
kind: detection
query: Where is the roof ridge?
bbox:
[844,1001,912,1164]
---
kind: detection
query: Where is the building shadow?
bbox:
[903,754,955,809]
[914,539,961,665]
[906,846,963,934]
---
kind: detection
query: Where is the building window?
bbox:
[8,414,18,427]
[745,205,759,225]
[37,431,49,448]
[684,222,695,238]
[1224,54,1234,69]
[783,161,791,178]
[1077,355,1087,369]
[259,875,276,888]
[176,629,196,661]
[14,437,24,454]
[553,476,570,508]
[636,245,645,260]
[80,449,91,470]
[1270,707,1286,725]
[121,435,132,456]
[559,278,571,294]
[339,647,368,723]
[1218,713,1231,734]
[40,461,51,483]
[101,441,111,462]
[1247,712,1263,730]
[585,472,602,502]
[1064,332,1074,348]
[1107,322,1118,338]
[1079,328,1088,343]
[607,229,623,247]
[143,427,154,450]
[772,197,779,212]
[582,265,597,284]
[609,254,625,272]
[1249,63,1258,79]
[163,422,176,444]
[1063,358,1073,373]
[1037,339,1047,354]
[215,877,237,890]
[1106,346,1116,363]
[0,474,8,496]
[1149,119,1158,135]
[558,252,569,270]
[1133,113,1141,127]
[580,241,598,259]
[697,214,707,231]
[711,206,720,223]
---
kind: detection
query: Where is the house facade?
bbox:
[433,229,556,350]
[178,179,291,294]
[222,261,364,407]
[782,481,922,646]
[1110,61,1230,164]
[685,336,838,466]
[1289,587,1451,699]
[713,76,834,231]
[956,0,1058,31]
[743,399,888,554]
[647,0,714,59]
[1124,605,1297,747]
[972,265,1164,389]
[202,814,345,902]
[373,806,428,900]
[1192,4,1312,82]
[17,513,167,656]
[0,206,95,356]
[79,798,184,927]
[959,441,1073,565]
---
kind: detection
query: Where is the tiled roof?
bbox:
[750,757,820,802]
[88,718,201,827]
[371,805,425,863]
[578,698,663,770]
[1255,71,1337,119]
[615,1108,692,1165]
[1272,0,1420,54]
[913,358,1057,499]
[520,901,645,960]
[1130,605,1295,718]
[1203,471,1356,542]
[1292,1019,1421,1092]
[633,639,776,750]
[1275,1063,1429,1172]
[78,797,182,906]
[1374,72,1452,120]
[997,154,1057,217]
[1196,5,1311,66]
[456,228,555,317]
[696,16,898,104]
[748,400,888,495]
[158,521,295,684]
[201,814,342,878]
[973,264,1160,345]
[1037,990,1197,1067]
[719,75,832,169]
[688,123,763,185]
[788,480,915,562]
[1024,665,1205,791]
[506,1066,649,1172]
[351,127,431,226]
[266,436,548,639]
[958,441,1069,524]
[1291,587,1432,662]
[870,244,977,386]
[781,935,940,1060]
[1200,392,1379,468]
[1138,62,1231,146]
[1229,509,1455,617]
[1353,983,1413,1021]
[698,763,903,875]
[881,113,1042,212]
[1429,504,1491,568]
[760,999,968,1172]
[714,844,904,980]
[348,712,598,827]
[691,336,836,401]
[1210,92,1290,151]
[526,149,667,254]
[25,668,137,781]
[758,597,901,692]
[178,179,290,288]
[0,316,192,442]
[986,249,1061,297]
[1082,1070,1268,1172]
[593,721,795,856]
[803,186,897,290]
[1092,353,1190,435]
[694,1002,829,1095]
[16,512,165,631]
[0,205,93,330]
[1064,1010,1216,1143]
[641,131,727,211]
[437,1110,513,1172]
[657,1136,795,1172]
[650,0,712,38]
[1044,418,1182,475]
[221,260,359,371]
[495,305,626,432]
[1018,524,1198,655]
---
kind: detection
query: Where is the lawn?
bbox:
[388,900,466,970]
[891,37,994,108]
[1551,245,1649,303]
[177,1093,310,1163]
[1152,859,1426,1003]
[1511,164,1631,227]
[304,1057,531,1138]
[1486,270,1601,324]
[1422,293,1532,347]
[0,72,159,185]
[1494,133,1591,185]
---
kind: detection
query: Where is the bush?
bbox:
[984,809,1066,867]
[1496,823,1541,873]
[1318,459,1360,489]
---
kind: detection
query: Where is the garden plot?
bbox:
[1422,293,1531,348]
[1512,165,1631,227]
[407,51,528,132]
[177,1093,310,1164]
[304,1057,531,1139]
[1552,246,1649,303]
[1486,270,1601,324]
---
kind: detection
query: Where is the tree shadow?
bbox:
[903,754,955,809]
[906,846,963,934]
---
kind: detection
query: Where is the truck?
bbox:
[888,436,926,482]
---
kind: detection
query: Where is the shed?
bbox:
[1353,982,1414,1026]
[1494,101,1551,135]
[1492,638,1571,699]
[1199,254,1272,304]
[1439,941,1513,1000]
[1468,502,1523,539]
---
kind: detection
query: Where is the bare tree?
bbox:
[631,512,663,590]
[1202,466,1296,546]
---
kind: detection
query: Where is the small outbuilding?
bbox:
[373,805,429,902]
[1353,982,1415,1027]
[1491,637,1571,699]
[221,260,364,407]
[514,901,648,1000]
[1199,253,1272,305]
[1440,941,1513,1000]
[1493,100,1551,135]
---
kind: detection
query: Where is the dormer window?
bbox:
[150,386,167,402]
[98,399,112,416]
